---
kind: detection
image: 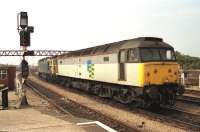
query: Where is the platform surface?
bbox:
[0,88,115,132]
[0,90,87,132]
[0,108,86,132]
[0,72,116,132]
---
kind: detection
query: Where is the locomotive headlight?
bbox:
[146,67,150,77]
[146,89,150,94]
[154,69,158,74]
[147,72,150,77]
[165,79,169,83]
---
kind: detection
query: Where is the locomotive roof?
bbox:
[38,56,57,62]
[38,57,51,62]
[59,37,173,58]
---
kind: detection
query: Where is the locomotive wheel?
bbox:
[113,89,134,104]
[167,93,176,105]
[98,87,113,98]
[64,81,71,88]
[113,94,133,104]
[139,99,151,108]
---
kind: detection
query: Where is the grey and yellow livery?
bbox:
[38,37,184,108]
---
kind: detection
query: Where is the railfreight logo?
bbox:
[87,60,94,79]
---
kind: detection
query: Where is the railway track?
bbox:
[185,89,200,96]
[26,77,200,131]
[156,105,200,130]
[177,95,200,105]
[25,79,138,132]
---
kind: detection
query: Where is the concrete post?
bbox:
[181,73,185,86]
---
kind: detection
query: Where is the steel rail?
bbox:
[141,107,200,131]
[158,105,200,130]
[185,89,200,96]
[25,80,73,115]
[177,95,200,105]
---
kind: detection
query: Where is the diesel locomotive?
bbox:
[38,37,184,107]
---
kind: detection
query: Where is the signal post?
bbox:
[17,12,34,107]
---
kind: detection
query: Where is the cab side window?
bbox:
[119,50,126,63]
[127,48,139,62]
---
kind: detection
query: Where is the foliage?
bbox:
[175,51,200,70]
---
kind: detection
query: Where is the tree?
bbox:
[175,51,200,70]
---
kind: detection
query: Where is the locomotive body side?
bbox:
[57,53,140,86]
[38,37,185,107]
[38,58,50,80]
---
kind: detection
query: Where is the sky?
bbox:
[0,0,200,65]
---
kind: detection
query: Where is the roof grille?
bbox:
[143,37,163,42]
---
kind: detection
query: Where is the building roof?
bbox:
[0,64,16,68]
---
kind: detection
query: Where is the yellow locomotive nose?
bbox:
[138,62,179,87]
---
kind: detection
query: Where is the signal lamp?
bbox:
[20,31,30,46]
[20,12,28,29]
[147,72,150,77]
[21,59,29,79]
[27,26,34,33]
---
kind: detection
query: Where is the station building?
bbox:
[180,69,200,88]
[0,65,16,90]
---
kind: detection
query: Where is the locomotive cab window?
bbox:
[140,48,176,62]
[103,56,109,62]
[160,49,176,61]
[119,50,126,63]
[127,48,139,62]
[140,48,160,61]
[119,50,126,80]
